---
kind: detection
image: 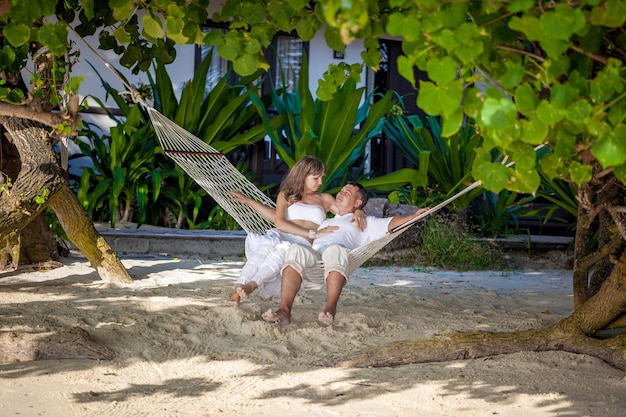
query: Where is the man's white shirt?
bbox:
[312,213,392,251]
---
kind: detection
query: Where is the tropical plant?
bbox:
[74,108,160,227]
[148,50,284,228]
[383,112,485,212]
[78,51,282,228]
[252,52,427,193]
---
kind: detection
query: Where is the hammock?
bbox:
[71,27,483,277]
[148,107,483,277]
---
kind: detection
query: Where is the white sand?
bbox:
[1,254,625,417]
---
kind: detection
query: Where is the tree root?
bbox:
[336,327,626,371]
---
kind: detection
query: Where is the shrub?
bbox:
[418,214,508,271]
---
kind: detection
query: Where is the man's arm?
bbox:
[387,208,430,232]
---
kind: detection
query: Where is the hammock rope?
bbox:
[71,27,494,277]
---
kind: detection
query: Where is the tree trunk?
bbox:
[0,116,131,283]
[49,184,132,283]
[338,247,626,370]
[1,130,59,267]
[572,184,594,308]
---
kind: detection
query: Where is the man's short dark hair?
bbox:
[348,182,369,209]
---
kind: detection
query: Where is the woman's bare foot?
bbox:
[227,284,245,307]
[236,281,258,301]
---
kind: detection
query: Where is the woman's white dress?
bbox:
[234,203,326,297]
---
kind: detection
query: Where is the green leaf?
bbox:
[36,22,68,56]
[480,97,516,131]
[82,0,95,19]
[508,168,540,194]
[426,55,457,85]
[324,27,345,53]
[569,161,593,185]
[501,62,525,90]
[387,12,422,40]
[397,55,416,86]
[113,26,131,44]
[3,23,31,47]
[589,0,626,28]
[233,53,259,75]
[440,108,463,137]
[591,126,626,168]
[143,14,163,39]
[551,82,578,108]
[359,168,428,192]
[565,99,592,124]
[112,1,133,21]
[540,5,586,40]
[417,81,463,118]
[536,100,564,126]
[507,0,535,13]
[514,83,538,115]
[473,161,510,193]
[509,15,542,41]
[613,163,626,184]
[520,118,548,145]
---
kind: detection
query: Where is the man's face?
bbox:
[335,184,362,214]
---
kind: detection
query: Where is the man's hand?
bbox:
[352,208,366,231]
[413,207,430,220]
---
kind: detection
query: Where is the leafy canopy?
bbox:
[2,1,625,194]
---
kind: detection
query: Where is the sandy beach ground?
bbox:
[1,252,625,417]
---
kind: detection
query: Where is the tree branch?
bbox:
[495,45,545,62]
[0,101,79,133]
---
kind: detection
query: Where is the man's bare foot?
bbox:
[317,312,334,326]
[262,308,291,325]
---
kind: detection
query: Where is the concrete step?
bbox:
[90,222,573,259]
[94,223,246,259]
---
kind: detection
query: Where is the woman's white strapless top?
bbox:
[287,202,326,225]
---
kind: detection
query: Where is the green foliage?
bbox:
[149,50,280,228]
[383,113,484,211]
[76,51,277,229]
[469,191,529,238]
[74,113,160,228]
[5,1,620,198]
[251,52,415,192]
[418,214,508,271]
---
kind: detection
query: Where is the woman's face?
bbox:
[304,172,324,192]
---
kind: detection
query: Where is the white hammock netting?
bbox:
[148,105,484,277]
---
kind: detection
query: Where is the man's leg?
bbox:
[322,271,347,319]
[319,245,350,325]
[268,266,303,325]
[263,243,319,325]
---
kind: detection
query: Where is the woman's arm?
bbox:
[228,191,276,223]
[274,192,313,239]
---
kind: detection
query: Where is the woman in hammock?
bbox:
[227,156,363,305]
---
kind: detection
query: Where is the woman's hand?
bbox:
[311,225,339,241]
[352,208,366,231]
[228,191,250,205]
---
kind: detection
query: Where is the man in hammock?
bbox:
[262,182,430,326]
